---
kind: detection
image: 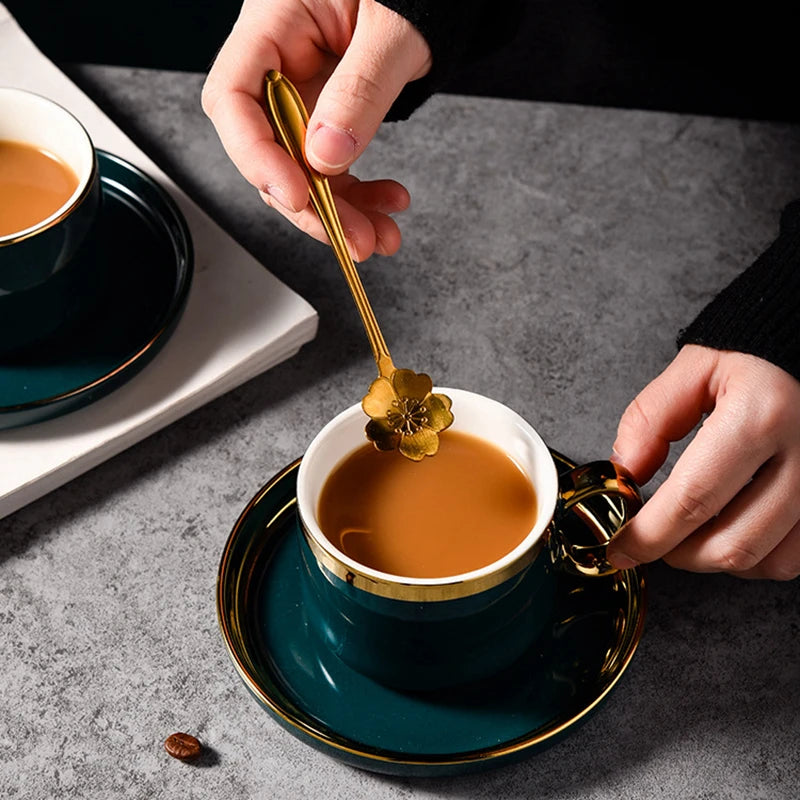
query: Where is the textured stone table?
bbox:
[2,64,799,799]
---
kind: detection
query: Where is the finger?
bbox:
[736,519,800,581]
[206,90,309,211]
[305,1,431,174]
[608,392,776,567]
[202,3,319,211]
[334,175,409,255]
[612,346,719,485]
[263,186,395,261]
[662,455,800,575]
[343,178,411,215]
[362,209,403,256]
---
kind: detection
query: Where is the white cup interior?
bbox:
[0,87,94,241]
[296,388,559,586]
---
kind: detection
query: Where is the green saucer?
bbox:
[217,455,647,777]
[0,150,192,429]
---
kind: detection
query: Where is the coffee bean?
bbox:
[164,732,202,761]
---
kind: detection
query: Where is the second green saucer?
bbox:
[0,150,193,429]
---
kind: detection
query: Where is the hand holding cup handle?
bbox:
[551,460,643,577]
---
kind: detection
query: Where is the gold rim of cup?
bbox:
[296,388,560,602]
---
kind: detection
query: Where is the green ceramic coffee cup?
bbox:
[296,389,642,691]
[0,87,102,354]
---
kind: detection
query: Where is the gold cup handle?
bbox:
[552,461,643,577]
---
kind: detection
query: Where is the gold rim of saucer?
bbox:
[216,456,648,775]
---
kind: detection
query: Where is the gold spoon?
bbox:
[264,69,453,461]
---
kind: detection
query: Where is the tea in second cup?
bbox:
[0,87,102,353]
[296,389,641,691]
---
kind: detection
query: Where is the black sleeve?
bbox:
[376,0,524,120]
[677,200,800,382]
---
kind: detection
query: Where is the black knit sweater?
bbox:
[377,0,800,383]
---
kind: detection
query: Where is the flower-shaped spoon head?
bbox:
[362,369,454,461]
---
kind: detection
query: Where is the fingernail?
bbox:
[263,183,292,210]
[608,551,639,570]
[308,124,357,170]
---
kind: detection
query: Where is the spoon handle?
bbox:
[264,70,395,378]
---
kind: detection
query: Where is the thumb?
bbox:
[305,2,431,174]
[611,345,718,484]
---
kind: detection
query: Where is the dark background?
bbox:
[4,0,797,123]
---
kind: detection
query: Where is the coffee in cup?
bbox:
[318,429,538,578]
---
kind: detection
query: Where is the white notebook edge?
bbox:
[0,338,312,520]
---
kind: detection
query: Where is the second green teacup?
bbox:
[0,87,102,353]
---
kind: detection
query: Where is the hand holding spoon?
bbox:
[264,70,453,460]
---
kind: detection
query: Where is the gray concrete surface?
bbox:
[1,64,799,798]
